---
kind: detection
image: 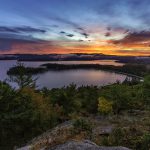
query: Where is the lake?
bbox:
[0,60,127,89]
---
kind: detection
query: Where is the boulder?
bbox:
[93,126,114,136]
[49,140,131,150]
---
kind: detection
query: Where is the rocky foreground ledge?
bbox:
[18,140,130,150]
[48,140,130,150]
[17,121,131,150]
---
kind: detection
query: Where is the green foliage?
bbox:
[72,118,92,135]
[42,63,149,77]
[138,133,150,150]
[101,127,150,150]
[98,97,113,115]
[7,62,46,75]
[0,72,150,149]
[77,86,99,114]
[142,76,150,105]
[110,128,125,145]
[44,84,82,119]
[0,82,16,113]
[99,80,150,114]
[7,62,37,88]
[0,85,59,149]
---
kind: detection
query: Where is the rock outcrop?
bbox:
[17,121,130,150]
[49,140,131,150]
[17,121,73,150]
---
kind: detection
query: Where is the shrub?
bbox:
[98,97,113,115]
[110,128,125,145]
[72,118,92,135]
[138,133,150,150]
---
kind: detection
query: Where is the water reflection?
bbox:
[0,60,126,89]
[36,70,127,89]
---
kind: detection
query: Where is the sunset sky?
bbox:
[0,0,150,56]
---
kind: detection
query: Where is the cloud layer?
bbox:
[110,31,150,44]
[0,0,150,55]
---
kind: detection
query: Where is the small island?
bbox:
[7,63,48,75]
[41,63,148,77]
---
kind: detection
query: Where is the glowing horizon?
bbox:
[0,0,150,56]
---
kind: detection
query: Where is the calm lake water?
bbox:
[0,60,127,89]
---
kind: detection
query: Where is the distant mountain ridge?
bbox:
[0,53,150,64]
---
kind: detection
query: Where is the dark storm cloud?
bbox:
[78,39,84,42]
[76,27,84,31]
[0,25,47,51]
[58,23,89,39]
[124,29,130,34]
[15,26,46,33]
[0,37,36,51]
[0,33,40,43]
[81,33,89,38]
[0,33,47,51]
[110,31,150,45]
[0,27,18,33]
[105,32,111,37]
[59,31,75,38]
[107,27,111,31]
[0,26,46,34]
[66,34,74,37]
[60,31,66,34]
